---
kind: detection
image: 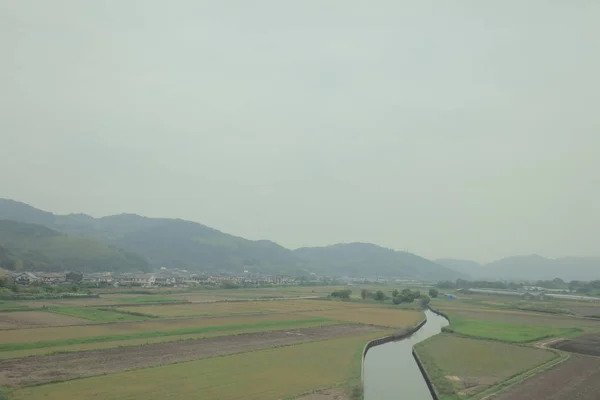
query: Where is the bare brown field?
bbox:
[0,324,384,388]
[558,303,600,317]
[299,308,423,328]
[0,313,319,345]
[493,355,600,400]
[0,312,89,329]
[550,333,600,356]
[117,299,355,317]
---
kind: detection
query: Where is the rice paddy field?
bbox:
[0,285,421,400]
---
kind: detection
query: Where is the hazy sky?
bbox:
[1,1,599,262]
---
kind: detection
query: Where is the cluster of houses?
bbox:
[6,269,300,288]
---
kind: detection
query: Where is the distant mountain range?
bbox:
[0,199,461,280]
[2,199,597,281]
[435,255,600,282]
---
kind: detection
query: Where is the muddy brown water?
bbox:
[363,309,449,400]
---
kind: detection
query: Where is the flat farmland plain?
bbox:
[0,324,384,388]
[0,287,426,400]
[8,331,385,400]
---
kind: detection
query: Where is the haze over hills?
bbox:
[0,199,462,279]
[435,256,600,282]
[295,243,461,281]
[0,219,150,273]
[3,199,596,281]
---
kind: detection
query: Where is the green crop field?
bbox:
[415,334,558,399]
[7,331,386,400]
[445,318,581,343]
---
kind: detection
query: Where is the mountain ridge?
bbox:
[436,255,600,281]
[0,199,462,279]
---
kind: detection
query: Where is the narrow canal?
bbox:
[363,309,449,400]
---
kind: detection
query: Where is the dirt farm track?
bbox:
[493,354,600,400]
[0,323,382,388]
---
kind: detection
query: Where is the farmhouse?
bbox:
[15,272,40,284]
[37,272,66,285]
[117,273,155,287]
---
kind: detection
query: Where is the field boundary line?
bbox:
[475,350,570,400]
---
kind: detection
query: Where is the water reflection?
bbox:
[364,309,449,400]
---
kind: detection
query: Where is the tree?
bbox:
[0,273,9,288]
[437,281,455,289]
[373,290,386,301]
[361,289,371,300]
[428,288,439,298]
[66,271,83,283]
[331,289,352,299]
[392,289,399,297]
[420,296,431,307]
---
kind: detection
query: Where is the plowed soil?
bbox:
[493,355,600,400]
[549,333,600,357]
[0,323,383,388]
[0,312,88,329]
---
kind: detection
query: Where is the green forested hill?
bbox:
[0,219,150,273]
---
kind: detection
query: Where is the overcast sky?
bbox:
[1,1,599,262]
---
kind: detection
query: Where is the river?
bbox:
[363,309,450,400]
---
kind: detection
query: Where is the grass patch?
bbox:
[7,331,384,400]
[0,317,330,352]
[48,307,149,322]
[445,318,581,343]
